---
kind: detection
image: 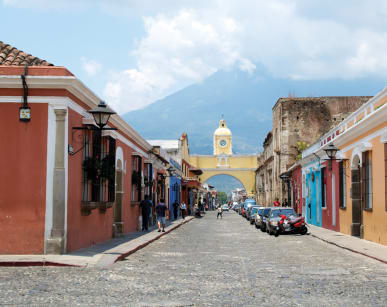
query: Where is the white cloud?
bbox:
[104,10,252,113]
[6,0,387,113]
[81,57,102,77]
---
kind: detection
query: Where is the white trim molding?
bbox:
[380,129,387,143]
[359,141,372,152]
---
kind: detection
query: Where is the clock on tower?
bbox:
[213,118,232,155]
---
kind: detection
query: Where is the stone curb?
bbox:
[309,231,387,265]
[0,217,194,268]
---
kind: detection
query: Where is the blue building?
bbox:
[302,159,322,227]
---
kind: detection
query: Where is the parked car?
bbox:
[239,201,244,215]
[246,205,259,221]
[254,207,265,228]
[242,199,256,218]
[266,207,297,235]
[249,206,260,224]
[259,207,272,232]
[222,204,229,212]
[232,203,240,211]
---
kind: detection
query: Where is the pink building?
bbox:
[0,42,160,254]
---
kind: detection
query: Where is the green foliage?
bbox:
[295,141,309,161]
[218,191,228,204]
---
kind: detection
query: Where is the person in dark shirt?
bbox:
[173,201,179,220]
[140,195,152,231]
[156,199,167,232]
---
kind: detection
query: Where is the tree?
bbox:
[218,191,228,205]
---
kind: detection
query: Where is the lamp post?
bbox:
[323,143,339,171]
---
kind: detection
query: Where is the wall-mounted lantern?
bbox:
[68,100,117,156]
[323,143,339,170]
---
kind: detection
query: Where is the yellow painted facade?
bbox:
[190,119,258,196]
[317,87,387,246]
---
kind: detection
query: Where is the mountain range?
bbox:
[123,67,385,193]
[123,66,386,155]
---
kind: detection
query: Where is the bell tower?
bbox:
[213,118,232,155]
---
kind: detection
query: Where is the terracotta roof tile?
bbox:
[0,41,53,66]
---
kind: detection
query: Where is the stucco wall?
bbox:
[0,103,48,254]
[340,134,387,245]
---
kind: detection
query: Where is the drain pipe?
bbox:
[19,64,30,122]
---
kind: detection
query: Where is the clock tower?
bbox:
[213,118,232,155]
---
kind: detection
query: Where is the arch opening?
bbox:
[204,174,246,193]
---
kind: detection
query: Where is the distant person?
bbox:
[156,199,167,232]
[180,202,187,220]
[173,201,179,220]
[273,198,281,207]
[217,205,223,219]
[140,195,152,231]
[282,199,289,207]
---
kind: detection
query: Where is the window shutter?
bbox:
[361,152,366,210]
[385,144,387,211]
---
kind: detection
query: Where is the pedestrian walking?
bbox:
[173,201,179,220]
[217,205,223,219]
[156,199,167,232]
[282,199,289,207]
[180,201,187,219]
[140,195,152,231]
[273,198,281,207]
[194,203,201,217]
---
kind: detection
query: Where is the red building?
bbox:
[289,163,303,214]
[319,160,340,232]
[0,42,162,254]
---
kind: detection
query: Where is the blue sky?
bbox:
[1,0,387,114]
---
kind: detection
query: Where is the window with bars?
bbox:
[321,168,327,208]
[82,130,116,203]
[144,163,153,197]
[339,161,346,209]
[362,151,372,210]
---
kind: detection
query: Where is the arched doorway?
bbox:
[351,154,362,237]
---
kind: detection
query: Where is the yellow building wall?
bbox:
[340,130,387,246]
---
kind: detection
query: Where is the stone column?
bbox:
[46,109,67,254]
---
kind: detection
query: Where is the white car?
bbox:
[221,204,229,211]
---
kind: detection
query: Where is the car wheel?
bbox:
[260,226,265,232]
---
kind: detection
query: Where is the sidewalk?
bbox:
[0,216,194,268]
[308,224,387,264]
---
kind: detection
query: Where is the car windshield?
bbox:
[270,209,296,218]
[263,208,271,216]
[258,209,264,215]
[251,207,258,214]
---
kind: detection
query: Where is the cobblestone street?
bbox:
[1,212,387,306]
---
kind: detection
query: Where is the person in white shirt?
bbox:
[217,206,223,219]
[180,202,187,219]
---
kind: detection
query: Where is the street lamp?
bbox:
[323,143,339,170]
[88,101,116,129]
[69,101,117,156]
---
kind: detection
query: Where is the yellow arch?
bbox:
[190,154,258,196]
